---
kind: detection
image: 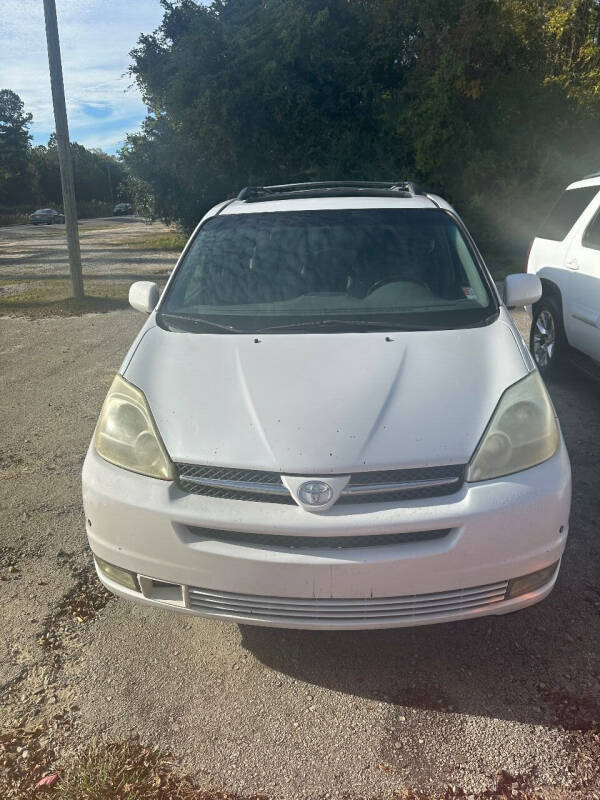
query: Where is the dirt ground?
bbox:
[0,220,599,799]
[0,216,175,282]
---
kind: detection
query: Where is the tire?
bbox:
[530,295,566,377]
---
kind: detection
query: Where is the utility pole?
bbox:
[106,165,114,203]
[43,0,84,299]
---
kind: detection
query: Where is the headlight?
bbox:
[467,371,559,482]
[94,374,175,480]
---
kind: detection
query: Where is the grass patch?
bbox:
[48,740,267,800]
[1,734,570,799]
[127,233,187,252]
[0,279,132,318]
[54,741,177,800]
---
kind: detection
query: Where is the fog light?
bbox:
[506,562,558,599]
[95,556,140,592]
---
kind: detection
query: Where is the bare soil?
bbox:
[0,220,598,799]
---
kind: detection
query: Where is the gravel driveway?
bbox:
[0,240,599,798]
[0,216,173,284]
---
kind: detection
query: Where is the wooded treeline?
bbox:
[0,89,127,223]
[2,1,600,268]
[123,0,600,268]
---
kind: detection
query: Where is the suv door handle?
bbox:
[566,259,579,270]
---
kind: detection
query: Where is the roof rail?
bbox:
[582,170,600,180]
[237,180,422,202]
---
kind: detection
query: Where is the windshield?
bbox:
[159,208,496,333]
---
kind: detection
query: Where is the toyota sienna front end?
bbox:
[82,181,571,629]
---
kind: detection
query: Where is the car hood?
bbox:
[123,311,530,473]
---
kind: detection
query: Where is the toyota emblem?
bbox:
[297,480,333,507]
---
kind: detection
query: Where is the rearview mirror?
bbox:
[129,281,160,314]
[503,274,542,308]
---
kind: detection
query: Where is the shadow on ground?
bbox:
[241,366,600,731]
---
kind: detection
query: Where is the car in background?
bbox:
[83,180,571,631]
[113,203,133,216]
[527,172,600,375]
[29,208,65,225]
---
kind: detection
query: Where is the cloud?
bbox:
[81,102,113,119]
[0,0,165,153]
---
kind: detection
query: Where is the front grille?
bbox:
[187,580,509,624]
[186,526,451,550]
[339,465,465,504]
[175,463,465,505]
[176,463,293,504]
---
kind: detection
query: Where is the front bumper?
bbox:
[82,442,571,630]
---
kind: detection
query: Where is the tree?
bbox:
[125,0,383,230]
[28,134,127,212]
[0,89,33,205]
[124,0,600,262]
[541,0,600,110]
[0,91,129,216]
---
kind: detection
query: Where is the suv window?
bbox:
[583,208,600,251]
[159,208,496,334]
[537,186,599,241]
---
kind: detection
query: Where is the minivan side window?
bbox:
[537,186,599,241]
[583,208,600,251]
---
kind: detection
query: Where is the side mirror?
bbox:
[129,281,160,314]
[503,273,542,308]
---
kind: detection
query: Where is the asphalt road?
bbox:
[0,243,599,798]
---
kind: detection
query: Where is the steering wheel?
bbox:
[366,275,429,296]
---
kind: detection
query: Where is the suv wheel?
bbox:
[530,296,565,376]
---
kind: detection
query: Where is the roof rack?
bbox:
[237,180,422,202]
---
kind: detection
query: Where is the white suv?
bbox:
[527,173,600,374]
[82,181,571,630]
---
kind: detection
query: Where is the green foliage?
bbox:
[1,91,131,218]
[119,173,159,220]
[30,135,128,213]
[123,0,600,265]
[0,89,33,205]
[128,232,188,251]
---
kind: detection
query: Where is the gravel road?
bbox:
[0,226,599,798]
[0,216,173,284]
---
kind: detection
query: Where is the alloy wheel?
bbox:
[532,309,556,369]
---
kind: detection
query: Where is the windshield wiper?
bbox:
[253,319,436,333]
[159,312,244,334]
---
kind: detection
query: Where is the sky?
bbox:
[1,0,167,154]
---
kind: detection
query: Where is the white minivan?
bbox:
[528,172,600,374]
[82,181,571,630]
